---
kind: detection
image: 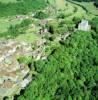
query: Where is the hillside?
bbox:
[0,0,98,100]
[17,30,98,100]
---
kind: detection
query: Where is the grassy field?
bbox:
[0,0,17,3]
[55,0,66,10]
[59,1,86,20]
[16,33,39,43]
[67,0,98,16]
[65,0,97,20]
[78,2,98,15]
[67,1,86,19]
[48,0,66,10]
[0,17,22,33]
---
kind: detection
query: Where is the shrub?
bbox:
[34,11,48,19]
[20,19,32,27]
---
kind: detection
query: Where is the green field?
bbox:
[78,2,98,15]
[0,17,22,33]
[56,0,66,10]
[48,0,66,10]
[16,24,40,43]
[0,0,17,3]
[16,33,39,43]
[67,0,98,16]
[64,0,98,20]
[65,1,86,20]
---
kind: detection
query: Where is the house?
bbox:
[78,19,90,31]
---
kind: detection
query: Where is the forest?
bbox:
[16,17,98,99]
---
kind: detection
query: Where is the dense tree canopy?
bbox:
[16,30,98,100]
[91,17,98,33]
[34,11,48,19]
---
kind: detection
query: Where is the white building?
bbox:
[78,19,90,31]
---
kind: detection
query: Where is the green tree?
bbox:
[16,31,98,100]
[8,25,18,35]
[34,11,48,19]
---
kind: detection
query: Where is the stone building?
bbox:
[78,19,90,31]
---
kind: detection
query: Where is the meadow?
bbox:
[67,0,98,16]
[65,1,86,20]
[0,17,22,33]
[78,2,98,16]
[16,33,39,43]
[0,0,17,3]
[0,0,46,17]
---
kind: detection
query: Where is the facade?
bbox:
[78,19,90,31]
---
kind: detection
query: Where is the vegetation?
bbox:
[72,0,95,2]
[72,0,98,7]
[34,11,48,19]
[0,0,17,3]
[0,0,98,100]
[0,0,46,17]
[16,30,98,100]
[91,17,98,33]
[0,19,32,38]
[47,20,69,35]
[69,0,98,16]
